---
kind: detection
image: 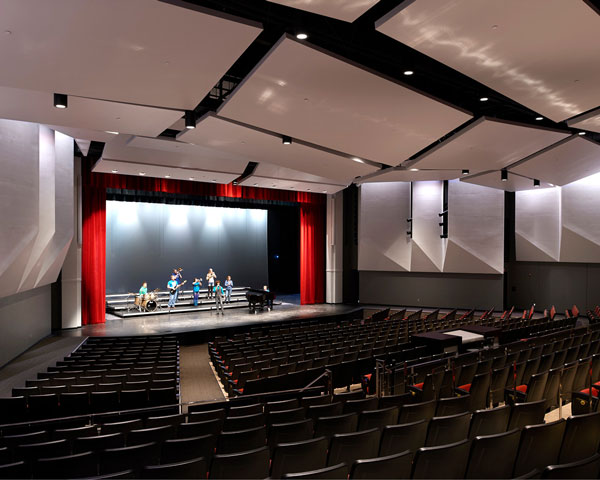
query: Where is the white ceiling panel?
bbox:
[104,135,247,174]
[254,163,346,186]
[240,175,344,194]
[0,86,182,137]
[219,35,472,166]
[357,168,463,183]
[0,0,261,109]
[568,108,600,134]
[266,0,379,22]
[376,0,600,122]
[510,136,600,186]
[179,114,378,183]
[93,159,238,185]
[47,125,120,144]
[410,118,569,171]
[461,171,554,191]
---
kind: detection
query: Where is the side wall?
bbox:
[0,285,52,367]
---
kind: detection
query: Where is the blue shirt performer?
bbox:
[192,277,202,307]
[167,275,178,308]
[224,276,233,303]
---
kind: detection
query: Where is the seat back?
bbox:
[379,419,428,457]
[469,405,510,438]
[412,439,470,479]
[543,367,563,411]
[268,419,314,451]
[142,457,207,479]
[513,419,566,477]
[524,370,549,403]
[349,451,411,480]
[558,412,600,464]
[541,453,600,479]
[270,437,328,479]
[281,463,348,479]
[466,372,491,411]
[327,428,380,467]
[209,446,270,479]
[33,451,97,479]
[507,400,546,431]
[343,397,379,415]
[216,426,267,454]
[425,412,471,447]
[398,399,436,424]
[435,395,469,417]
[100,442,161,476]
[161,434,216,464]
[465,429,520,479]
[357,407,399,431]
[313,413,357,439]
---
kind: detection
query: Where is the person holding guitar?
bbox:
[167,275,187,308]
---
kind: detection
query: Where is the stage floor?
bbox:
[63,296,360,338]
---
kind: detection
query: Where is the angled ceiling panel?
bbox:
[219,35,472,166]
[0,86,182,137]
[239,176,344,194]
[0,0,261,109]
[266,0,379,22]
[357,168,463,183]
[568,108,600,134]
[179,114,377,183]
[376,0,600,122]
[510,136,600,186]
[410,118,569,171]
[461,170,554,191]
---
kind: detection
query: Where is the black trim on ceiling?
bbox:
[106,188,300,209]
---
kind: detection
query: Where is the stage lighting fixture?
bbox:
[535,116,543,121]
[462,169,469,175]
[403,70,414,76]
[501,169,508,182]
[53,93,68,109]
[579,131,586,135]
[282,135,292,145]
[165,175,171,178]
[479,97,488,102]
[139,172,146,176]
[111,169,118,173]
[232,180,238,185]
[296,32,308,40]
[534,179,540,188]
[184,110,196,129]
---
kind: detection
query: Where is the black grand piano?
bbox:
[245,288,275,313]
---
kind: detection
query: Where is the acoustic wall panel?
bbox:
[358,182,411,272]
[444,181,503,273]
[0,119,75,298]
[359,180,504,274]
[516,175,600,263]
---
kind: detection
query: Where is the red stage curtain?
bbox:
[300,205,325,305]
[81,165,326,325]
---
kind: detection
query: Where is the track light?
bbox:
[53,93,68,109]
[501,169,508,182]
[184,110,196,129]
[282,135,292,145]
[534,179,540,188]
[462,169,469,175]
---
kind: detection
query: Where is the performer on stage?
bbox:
[224,276,233,303]
[139,282,148,296]
[214,280,225,314]
[192,277,202,306]
[167,274,178,308]
[206,268,216,299]
[171,268,183,304]
[263,285,273,310]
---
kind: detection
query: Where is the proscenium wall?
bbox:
[106,202,269,293]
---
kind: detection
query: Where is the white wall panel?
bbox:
[445,180,504,273]
[358,183,411,271]
[0,119,75,298]
[516,188,561,261]
[411,181,445,272]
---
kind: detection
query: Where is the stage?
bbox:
[64,295,361,341]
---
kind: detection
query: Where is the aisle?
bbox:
[179,343,225,410]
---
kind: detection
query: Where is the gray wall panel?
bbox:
[0,285,51,367]
[359,271,503,309]
[106,202,268,293]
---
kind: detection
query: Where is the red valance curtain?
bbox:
[81,162,326,325]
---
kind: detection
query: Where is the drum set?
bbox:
[128,289,161,312]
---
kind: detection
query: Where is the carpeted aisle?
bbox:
[179,343,225,410]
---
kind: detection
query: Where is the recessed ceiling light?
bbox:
[165,175,171,178]
[535,116,543,121]
[253,183,258,186]
[105,131,119,135]
[111,169,118,173]
[211,180,216,182]
[296,33,308,40]
[189,177,194,181]
[579,131,586,135]
[403,70,414,76]
[322,190,327,193]
[462,169,469,175]
[352,157,364,163]
[273,185,277,187]
[4,30,12,35]
[307,188,311,191]
[410,168,419,172]
[139,172,145,176]
[479,97,489,102]
[282,135,292,145]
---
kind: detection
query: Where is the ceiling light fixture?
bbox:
[53,93,68,109]
[403,70,414,76]
[410,168,419,172]
[139,172,146,176]
[579,131,586,136]
[105,131,119,135]
[307,188,311,191]
[165,175,171,178]
[232,180,238,186]
[296,32,308,40]
[352,157,364,163]
[322,190,327,193]
[479,97,489,102]
[253,183,258,186]
[111,169,118,173]
[282,135,292,145]
[535,116,543,121]
[534,179,540,188]
[184,110,196,129]
[189,177,194,181]
[501,169,508,182]
[462,169,469,175]
[211,180,216,183]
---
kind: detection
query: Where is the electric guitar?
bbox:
[170,280,187,295]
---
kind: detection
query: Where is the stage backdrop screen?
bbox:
[106,201,268,294]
